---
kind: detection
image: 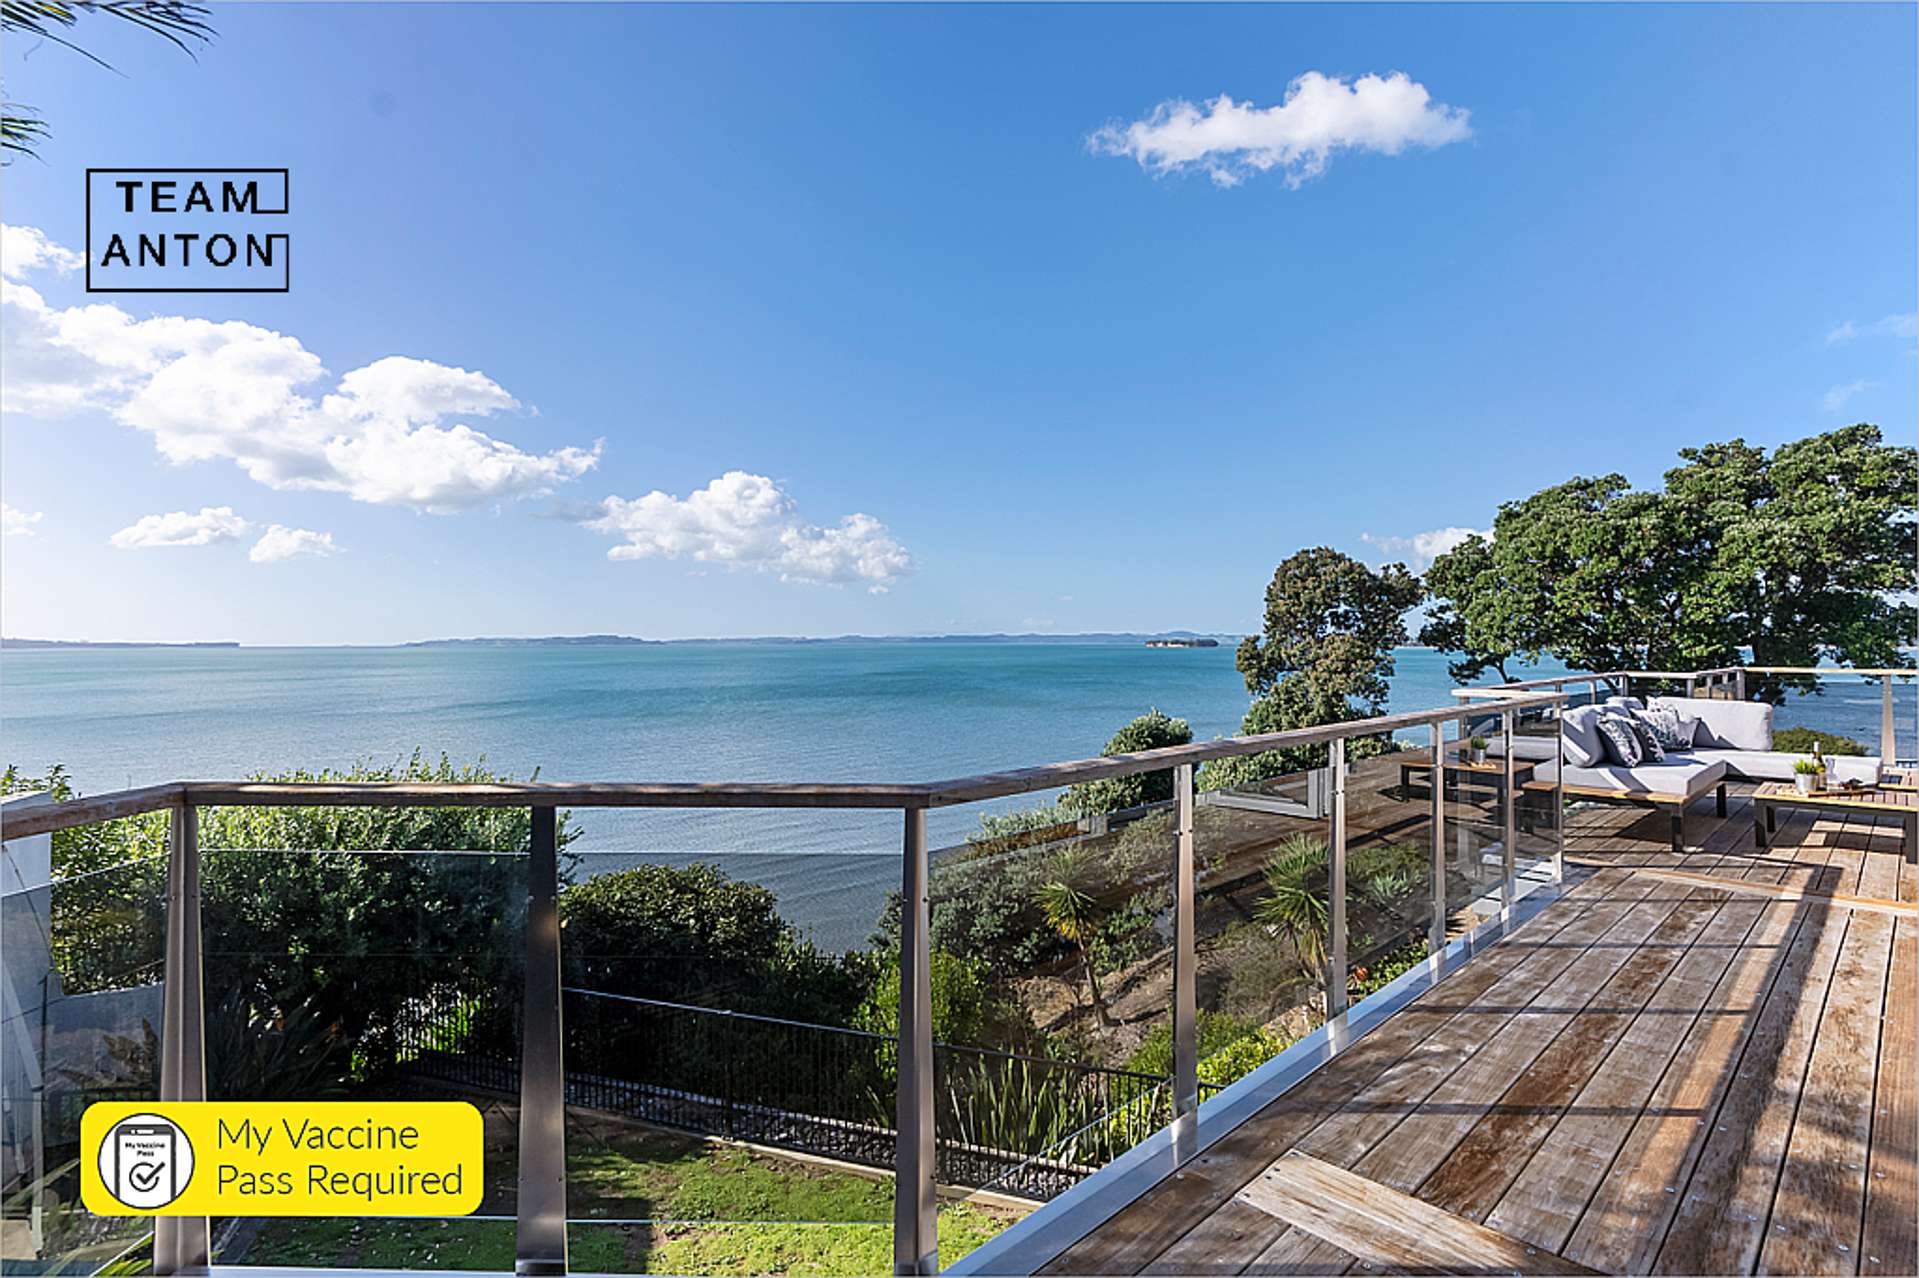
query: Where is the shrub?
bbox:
[1060,710,1193,817]
[853,950,1032,1050]
[561,862,871,1023]
[1772,727,1867,756]
[1125,1011,1256,1078]
[1197,1026,1298,1089]
[3,755,566,1097]
[1349,941,1429,1000]
[871,847,1058,979]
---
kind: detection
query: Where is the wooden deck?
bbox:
[1020,785,1918,1277]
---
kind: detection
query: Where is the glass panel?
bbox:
[1189,751,1334,1099]
[1340,733,1436,1004]
[1442,707,1518,929]
[1512,703,1564,894]
[925,777,1177,1202]
[199,844,527,1268]
[2,811,167,1276]
[1768,673,1917,763]
[559,833,961,1271]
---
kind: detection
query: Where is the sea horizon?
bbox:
[2,629,1249,649]
[6,638,1910,950]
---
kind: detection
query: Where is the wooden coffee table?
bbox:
[1753,781,1918,863]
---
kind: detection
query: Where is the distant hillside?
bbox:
[3,638,241,649]
[4,631,1244,650]
[404,631,1241,648]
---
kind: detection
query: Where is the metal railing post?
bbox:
[1553,713,1566,883]
[1171,765,1199,1161]
[1429,723,1446,953]
[516,806,567,1276]
[155,802,207,1276]
[1735,669,1747,701]
[1326,738,1348,1018]
[1501,709,1517,910]
[894,808,937,1276]
[1882,675,1896,763]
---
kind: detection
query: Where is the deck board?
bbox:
[1571,841,1850,1273]
[1002,786,1917,1278]
[1861,917,1916,1277]
[1241,876,1708,1273]
[1756,896,1891,1276]
[1045,872,1654,1274]
[1236,1152,1599,1276]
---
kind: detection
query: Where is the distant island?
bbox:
[1144,637,1220,648]
[2,638,241,650]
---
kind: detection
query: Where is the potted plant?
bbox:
[1468,735,1489,765]
[1793,758,1820,795]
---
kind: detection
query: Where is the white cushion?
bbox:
[1651,696,1772,751]
[1559,705,1608,768]
[1682,748,1882,786]
[1605,695,1646,711]
[1536,757,1727,799]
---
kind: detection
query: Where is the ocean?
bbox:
[3,641,1909,947]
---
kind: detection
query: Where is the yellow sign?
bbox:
[82,1101,484,1217]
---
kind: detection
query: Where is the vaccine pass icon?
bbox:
[99,1114,194,1210]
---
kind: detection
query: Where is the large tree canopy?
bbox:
[1207,548,1422,789]
[1420,425,1916,699]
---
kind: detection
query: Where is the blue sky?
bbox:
[2,2,1913,644]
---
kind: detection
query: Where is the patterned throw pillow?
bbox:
[1637,705,1694,753]
[1595,713,1644,768]
[1627,715,1666,763]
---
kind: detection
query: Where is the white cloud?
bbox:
[1822,379,1872,413]
[1,225,82,281]
[249,524,338,563]
[586,471,914,592]
[1090,70,1471,189]
[2,503,44,536]
[1826,313,1917,345]
[109,506,251,549]
[1361,525,1488,570]
[1,226,601,512]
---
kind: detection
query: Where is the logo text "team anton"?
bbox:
[85,168,290,293]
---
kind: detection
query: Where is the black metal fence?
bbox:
[396,985,1184,1201]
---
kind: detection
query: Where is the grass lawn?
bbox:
[228,1115,1021,1275]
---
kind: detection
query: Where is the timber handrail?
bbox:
[1457,664,1918,699]
[0,691,1569,838]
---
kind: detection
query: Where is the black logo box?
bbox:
[86,168,290,294]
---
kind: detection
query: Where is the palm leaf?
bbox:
[2,2,212,160]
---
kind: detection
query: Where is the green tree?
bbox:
[1207,548,1422,790]
[2,2,213,159]
[1417,534,1518,685]
[1421,426,1917,701]
[1060,710,1193,817]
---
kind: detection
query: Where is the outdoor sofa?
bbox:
[1472,695,1882,854]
